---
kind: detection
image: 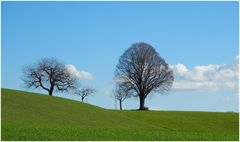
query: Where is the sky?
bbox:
[2,1,239,112]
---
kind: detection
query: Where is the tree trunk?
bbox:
[139,96,145,110]
[49,91,53,96]
[119,100,122,110]
[48,88,54,96]
[81,97,84,102]
[48,84,54,96]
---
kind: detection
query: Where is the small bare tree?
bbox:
[115,42,174,110]
[114,84,131,110]
[22,57,78,96]
[74,87,95,102]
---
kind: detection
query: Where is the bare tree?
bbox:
[113,84,131,110]
[115,42,174,110]
[74,87,96,102]
[22,57,78,96]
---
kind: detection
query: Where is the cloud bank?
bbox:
[170,57,239,91]
[65,64,93,80]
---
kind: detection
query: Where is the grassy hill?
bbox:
[1,88,239,141]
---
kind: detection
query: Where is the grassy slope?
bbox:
[1,88,239,141]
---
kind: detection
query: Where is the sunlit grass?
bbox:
[1,88,239,140]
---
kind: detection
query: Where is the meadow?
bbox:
[1,88,239,141]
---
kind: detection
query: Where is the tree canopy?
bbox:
[22,57,78,96]
[115,42,174,110]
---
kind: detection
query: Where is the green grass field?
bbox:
[1,88,239,141]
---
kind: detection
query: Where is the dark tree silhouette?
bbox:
[74,87,96,102]
[22,57,78,96]
[115,42,174,110]
[114,84,131,110]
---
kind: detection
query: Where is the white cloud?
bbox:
[65,64,93,80]
[170,56,239,91]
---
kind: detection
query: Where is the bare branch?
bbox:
[22,57,78,96]
[115,42,174,110]
[74,87,96,102]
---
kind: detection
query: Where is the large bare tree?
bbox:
[22,57,78,96]
[115,42,174,110]
[74,87,96,102]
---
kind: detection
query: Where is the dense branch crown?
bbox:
[115,42,174,98]
[22,57,78,95]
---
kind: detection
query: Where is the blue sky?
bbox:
[2,1,239,112]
